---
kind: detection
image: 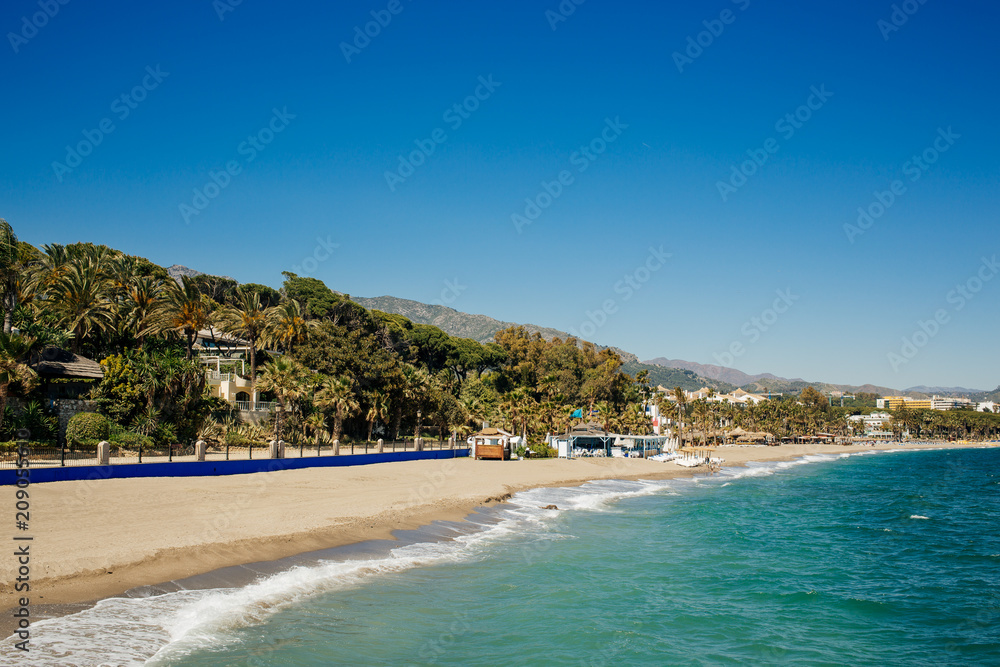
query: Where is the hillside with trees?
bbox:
[0,219,660,452]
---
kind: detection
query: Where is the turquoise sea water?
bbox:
[7,447,1000,665]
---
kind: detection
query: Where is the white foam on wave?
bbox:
[910,515,930,520]
[718,462,778,480]
[776,454,840,469]
[510,478,675,513]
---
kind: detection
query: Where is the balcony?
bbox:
[234,400,276,412]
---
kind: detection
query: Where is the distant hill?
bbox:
[643,358,900,397]
[166,264,234,285]
[623,362,735,393]
[903,385,988,396]
[353,295,639,362]
[643,358,788,387]
[968,386,1000,403]
[166,264,201,283]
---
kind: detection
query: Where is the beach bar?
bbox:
[554,422,669,458]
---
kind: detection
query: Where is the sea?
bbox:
[4,446,999,666]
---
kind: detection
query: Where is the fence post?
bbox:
[60,442,65,467]
[97,441,110,466]
[195,440,207,462]
[333,439,340,456]
[300,441,304,458]
[168,442,173,462]
[377,438,384,454]
[138,441,142,464]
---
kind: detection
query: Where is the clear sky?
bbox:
[4,0,998,390]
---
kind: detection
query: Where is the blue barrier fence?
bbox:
[0,448,470,485]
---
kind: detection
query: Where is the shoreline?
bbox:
[2,441,993,636]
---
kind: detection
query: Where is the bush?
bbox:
[519,443,557,459]
[111,430,155,450]
[533,444,558,458]
[225,429,248,446]
[66,412,110,446]
[16,401,58,442]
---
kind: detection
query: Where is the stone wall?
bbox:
[51,399,99,443]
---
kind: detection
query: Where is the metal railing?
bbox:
[1,438,464,469]
[0,443,195,468]
[233,401,276,412]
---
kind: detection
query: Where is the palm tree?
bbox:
[256,357,310,442]
[0,219,22,335]
[365,391,391,442]
[215,289,270,395]
[150,276,211,359]
[622,403,649,435]
[402,365,430,439]
[313,375,359,442]
[594,400,613,432]
[264,300,316,355]
[0,333,38,434]
[672,386,687,444]
[124,274,162,341]
[502,388,535,442]
[461,395,487,431]
[27,243,74,307]
[305,411,327,447]
[48,259,114,353]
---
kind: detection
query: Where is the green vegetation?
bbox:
[659,387,1000,444]
[66,412,110,446]
[884,406,1000,440]
[3,216,996,453]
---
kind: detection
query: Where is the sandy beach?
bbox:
[0,442,985,623]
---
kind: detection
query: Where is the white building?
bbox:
[659,387,767,407]
[977,401,997,413]
[931,396,973,410]
[848,412,892,433]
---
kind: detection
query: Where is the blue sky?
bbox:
[3,0,998,390]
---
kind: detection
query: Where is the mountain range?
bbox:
[352,295,640,363]
[643,358,789,388]
[903,385,989,396]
